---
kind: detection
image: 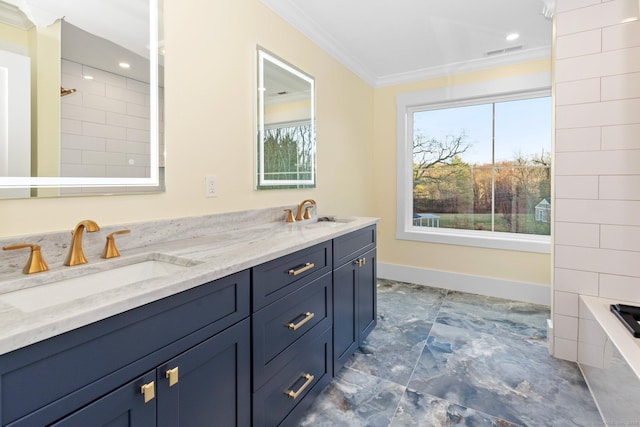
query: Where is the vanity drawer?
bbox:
[252,241,332,311]
[252,272,332,391]
[0,271,250,427]
[333,225,376,267]
[252,326,332,427]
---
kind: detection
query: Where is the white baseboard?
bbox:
[377,262,550,306]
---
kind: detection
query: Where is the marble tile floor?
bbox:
[299,279,603,427]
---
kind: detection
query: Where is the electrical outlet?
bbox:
[205,175,217,198]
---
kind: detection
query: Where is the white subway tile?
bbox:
[556,244,640,277]
[556,47,640,83]
[60,149,81,164]
[600,176,640,200]
[83,66,127,88]
[602,72,640,100]
[127,79,151,95]
[601,224,640,250]
[61,59,82,76]
[554,337,578,361]
[556,30,602,59]
[106,140,149,155]
[555,222,600,247]
[61,73,106,97]
[556,150,640,175]
[602,124,640,149]
[106,85,146,105]
[127,128,151,143]
[599,273,640,302]
[557,0,640,36]
[578,341,607,368]
[602,19,640,51]
[555,291,580,316]
[556,127,601,152]
[579,317,608,345]
[556,99,640,129]
[555,267,600,294]
[60,118,81,135]
[556,199,640,225]
[60,163,106,177]
[83,93,127,114]
[579,297,597,320]
[127,103,151,119]
[61,134,106,151]
[83,122,127,140]
[555,175,599,199]
[61,104,106,124]
[554,314,579,339]
[556,78,601,105]
[82,150,125,166]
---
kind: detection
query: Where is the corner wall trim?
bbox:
[377,262,550,306]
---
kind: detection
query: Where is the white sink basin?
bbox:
[304,217,356,228]
[0,259,191,313]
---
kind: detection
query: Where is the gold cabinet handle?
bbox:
[165,367,179,387]
[287,312,315,330]
[354,258,366,267]
[141,381,155,403]
[285,373,314,400]
[288,262,315,276]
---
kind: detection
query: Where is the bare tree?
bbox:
[413,132,472,184]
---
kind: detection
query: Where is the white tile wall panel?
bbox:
[107,165,147,178]
[555,222,600,247]
[555,314,580,339]
[602,72,640,101]
[555,199,640,225]
[83,93,127,114]
[62,103,106,124]
[578,341,607,368]
[556,0,603,13]
[556,150,640,175]
[555,175,599,199]
[60,163,106,177]
[556,47,640,82]
[599,273,640,302]
[127,79,152,94]
[127,103,151,119]
[556,245,640,277]
[83,122,127,140]
[83,66,127,87]
[555,268,600,295]
[83,150,124,166]
[557,0,639,36]
[63,134,106,151]
[61,74,106,96]
[556,78,601,105]
[106,85,147,105]
[602,124,640,149]
[579,297,597,320]
[61,59,82,75]
[601,224,640,250]
[602,20,640,51]
[579,317,608,346]
[556,98,640,129]
[554,337,578,361]
[555,291,580,316]
[60,149,82,164]
[599,176,640,201]
[556,127,602,152]
[127,128,151,143]
[556,29,603,60]
[106,140,149,155]
[61,118,82,135]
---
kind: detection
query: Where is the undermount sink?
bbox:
[304,217,356,228]
[0,257,194,313]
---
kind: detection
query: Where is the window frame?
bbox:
[396,72,552,253]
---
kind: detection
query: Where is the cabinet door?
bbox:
[357,248,377,344]
[333,260,358,375]
[157,318,250,427]
[49,372,156,427]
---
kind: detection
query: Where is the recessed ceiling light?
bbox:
[506,33,520,41]
[119,62,131,69]
[622,16,639,23]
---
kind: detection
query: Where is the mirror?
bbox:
[0,0,163,198]
[256,47,315,190]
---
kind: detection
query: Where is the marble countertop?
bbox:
[580,295,640,379]
[0,213,378,355]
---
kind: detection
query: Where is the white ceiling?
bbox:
[260,0,554,87]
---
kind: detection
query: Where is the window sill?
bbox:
[396,227,551,253]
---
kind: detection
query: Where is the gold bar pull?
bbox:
[166,367,179,387]
[288,262,315,276]
[287,312,315,330]
[141,381,155,403]
[285,373,314,399]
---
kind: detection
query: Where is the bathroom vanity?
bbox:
[0,210,377,426]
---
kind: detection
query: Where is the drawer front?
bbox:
[1,271,250,427]
[252,241,332,311]
[333,225,376,267]
[252,326,332,427]
[253,273,332,390]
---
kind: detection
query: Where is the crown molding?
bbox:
[0,1,32,30]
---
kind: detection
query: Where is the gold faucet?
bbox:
[101,230,131,259]
[295,199,316,221]
[3,244,49,274]
[64,220,100,266]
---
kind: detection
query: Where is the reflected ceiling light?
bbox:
[119,62,131,69]
[83,75,94,80]
[621,16,639,23]
[506,33,520,41]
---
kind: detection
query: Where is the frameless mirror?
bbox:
[0,0,163,198]
[256,47,315,189]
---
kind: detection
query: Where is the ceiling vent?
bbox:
[485,45,524,56]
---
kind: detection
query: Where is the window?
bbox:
[396,73,552,253]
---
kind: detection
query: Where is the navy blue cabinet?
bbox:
[333,226,377,375]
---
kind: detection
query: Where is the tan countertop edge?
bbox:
[580,295,640,379]
[0,216,379,355]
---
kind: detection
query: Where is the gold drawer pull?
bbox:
[166,367,179,387]
[288,262,315,276]
[141,381,155,403]
[354,258,366,267]
[285,373,314,399]
[287,312,315,330]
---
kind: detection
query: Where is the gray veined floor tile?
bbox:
[299,367,405,427]
[377,279,448,326]
[407,322,603,427]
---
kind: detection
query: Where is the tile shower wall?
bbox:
[60,59,164,195]
[553,0,640,361]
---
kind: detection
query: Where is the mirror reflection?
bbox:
[0,0,163,198]
[257,48,315,190]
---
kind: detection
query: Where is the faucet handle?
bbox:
[303,206,314,220]
[284,209,295,223]
[3,244,49,274]
[101,230,131,259]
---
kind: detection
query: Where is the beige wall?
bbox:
[373,59,552,286]
[0,0,375,237]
